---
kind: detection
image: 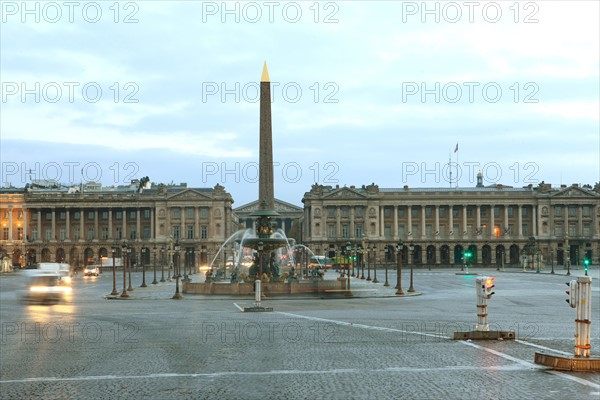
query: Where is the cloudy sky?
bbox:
[1,0,599,206]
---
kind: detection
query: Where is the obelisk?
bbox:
[259,62,275,210]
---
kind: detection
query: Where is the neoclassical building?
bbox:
[0,180,235,269]
[301,178,600,268]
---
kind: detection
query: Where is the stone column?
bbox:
[490,204,495,239]
[393,206,398,239]
[122,208,127,240]
[23,207,27,241]
[593,205,599,238]
[380,207,385,237]
[336,207,341,237]
[108,208,112,240]
[449,205,454,237]
[37,210,41,241]
[532,206,537,236]
[350,207,355,239]
[195,207,200,240]
[8,206,13,241]
[434,205,440,238]
[518,205,523,238]
[138,208,143,241]
[150,208,155,239]
[407,205,412,239]
[462,205,467,237]
[65,208,70,240]
[51,208,56,241]
[578,206,583,237]
[94,208,99,241]
[421,206,426,239]
[504,205,509,236]
[80,208,85,241]
[476,205,481,234]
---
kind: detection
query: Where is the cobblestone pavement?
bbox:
[1,267,599,399]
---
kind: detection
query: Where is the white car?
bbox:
[84,266,99,276]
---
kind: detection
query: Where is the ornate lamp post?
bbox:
[408,243,415,293]
[359,246,365,279]
[172,240,182,299]
[127,246,133,291]
[110,243,118,295]
[152,244,158,284]
[120,241,129,298]
[366,241,371,281]
[140,247,147,287]
[550,249,555,274]
[258,240,264,284]
[396,241,404,295]
[160,245,166,282]
[384,245,390,286]
[372,245,379,283]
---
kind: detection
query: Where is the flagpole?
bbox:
[449,153,452,188]
[455,142,459,188]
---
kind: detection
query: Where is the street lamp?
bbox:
[140,247,147,287]
[152,244,158,284]
[127,246,133,291]
[359,246,365,279]
[172,240,182,299]
[120,241,129,298]
[110,243,118,295]
[366,242,371,281]
[384,245,390,287]
[372,245,379,283]
[550,249,555,274]
[408,243,415,293]
[160,245,166,282]
[396,241,404,295]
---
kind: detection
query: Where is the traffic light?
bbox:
[483,277,495,299]
[565,280,578,308]
[583,257,590,272]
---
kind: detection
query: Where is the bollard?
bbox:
[255,279,261,307]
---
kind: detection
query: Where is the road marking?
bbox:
[514,339,572,356]
[233,302,244,311]
[0,364,534,384]
[276,311,600,390]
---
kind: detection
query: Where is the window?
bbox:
[425,207,432,217]
[453,207,459,218]
[554,206,562,216]
[384,207,391,217]
[130,227,137,240]
[143,227,150,239]
[398,224,405,238]
[115,227,122,240]
[73,228,80,241]
[583,206,591,217]
[384,224,392,238]
[200,208,208,219]
[129,211,136,220]
[46,228,52,241]
[88,211,95,220]
[187,225,194,239]
[115,211,122,220]
[59,211,66,220]
[31,228,38,241]
[494,207,500,218]
[411,224,419,237]
[425,224,433,236]
[144,209,151,219]
[568,224,577,236]
[583,223,591,236]
[201,226,208,239]
[554,224,563,236]
[355,224,363,238]
[522,224,529,236]
[411,207,418,217]
[186,208,194,219]
[467,207,474,217]
[45,212,52,221]
[102,211,109,220]
[87,227,94,240]
[341,224,349,238]
[327,207,335,217]
[355,207,364,217]
[480,207,487,217]
[31,212,38,221]
[522,207,528,216]
[439,207,446,217]
[397,207,405,217]
[172,208,180,218]
[508,207,514,217]
[59,228,66,241]
[568,207,577,217]
[327,224,335,239]
[101,227,108,240]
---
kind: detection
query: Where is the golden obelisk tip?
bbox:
[261,61,270,82]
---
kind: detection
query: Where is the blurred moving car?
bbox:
[22,272,72,304]
[36,262,72,283]
[308,256,333,269]
[84,265,100,276]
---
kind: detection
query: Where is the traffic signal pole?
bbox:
[454,276,514,340]
[535,276,599,371]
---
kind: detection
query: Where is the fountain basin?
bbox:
[183,280,346,296]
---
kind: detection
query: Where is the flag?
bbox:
[454,143,458,153]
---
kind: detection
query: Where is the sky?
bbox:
[1,0,599,207]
